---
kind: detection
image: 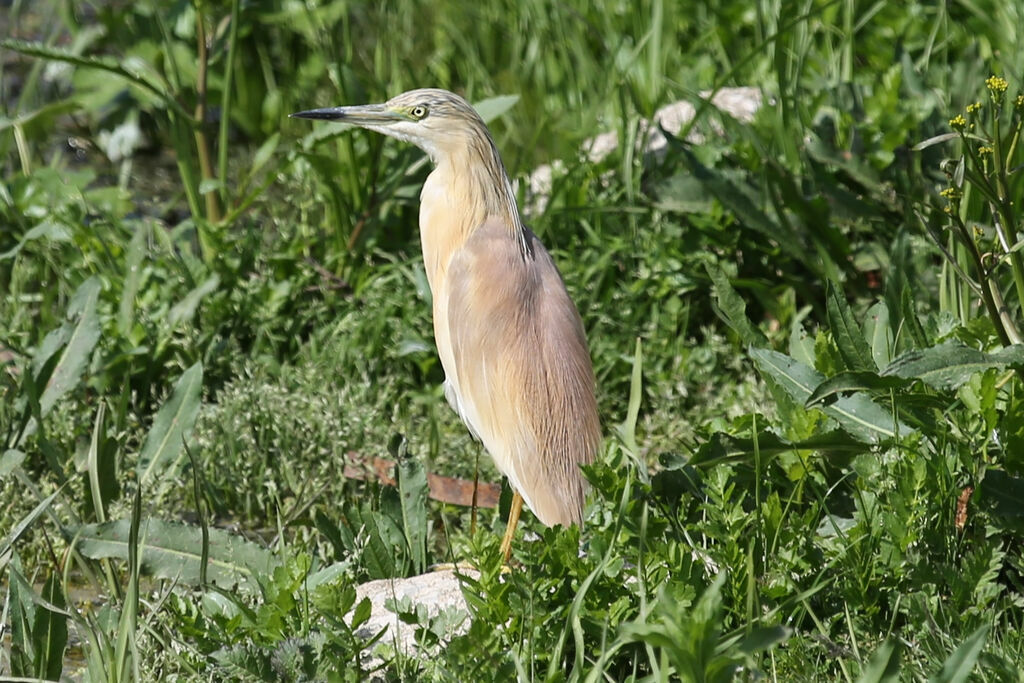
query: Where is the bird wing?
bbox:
[442,218,601,526]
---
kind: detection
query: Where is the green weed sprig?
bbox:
[919,74,1024,345]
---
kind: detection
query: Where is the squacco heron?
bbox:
[292,89,601,560]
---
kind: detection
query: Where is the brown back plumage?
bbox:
[444,220,601,525]
[292,88,602,527]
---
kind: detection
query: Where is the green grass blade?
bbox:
[8,553,37,677]
[615,338,644,460]
[929,624,988,683]
[1,491,60,558]
[117,222,149,336]
[856,640,900,683]
[114,487,142,683]
[33,573,68,681]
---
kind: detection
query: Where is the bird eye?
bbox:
[411,106,428,119]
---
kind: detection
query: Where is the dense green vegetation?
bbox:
[3,0,1024,679]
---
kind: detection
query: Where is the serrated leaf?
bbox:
[806,371,914,408]
[882,342,1024,390]
[137,362,203,486]
[39,277,101,415]
[75,518,275,592]
[826,281,875,371]
[395,453,429,574]
[751,348,910,443]
[706,263,766,347]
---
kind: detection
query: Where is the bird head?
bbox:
[291,88,490,161]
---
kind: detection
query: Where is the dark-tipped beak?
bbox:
[289,104,400,125]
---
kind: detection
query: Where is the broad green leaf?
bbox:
[306,562,351,592]
[351,597,373,631]
[863,301,893,369]
[395,448,429,575]
[39,277,101,415]
[882,342,1024,391]
[706,263,767,347]
[473,94,519,123]
[856,640,901,683]
[826,281,875,372]
[751,349,910,443]
[75,517,275,592]
[929,624,988,683]
[806,371,913,408]
[0,448,27,479]
[137,362,203,486]
[977,469,1024,520]
[789,311,816,367]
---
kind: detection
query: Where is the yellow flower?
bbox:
[1016,94,1024,112]
[966,101,982,114]
[978,145,993,155]
[986,76,1008,93]
[949,114,967,130]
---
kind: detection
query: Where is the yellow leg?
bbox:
[499,491,524,562]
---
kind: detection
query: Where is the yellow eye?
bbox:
[411,106,428,119]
